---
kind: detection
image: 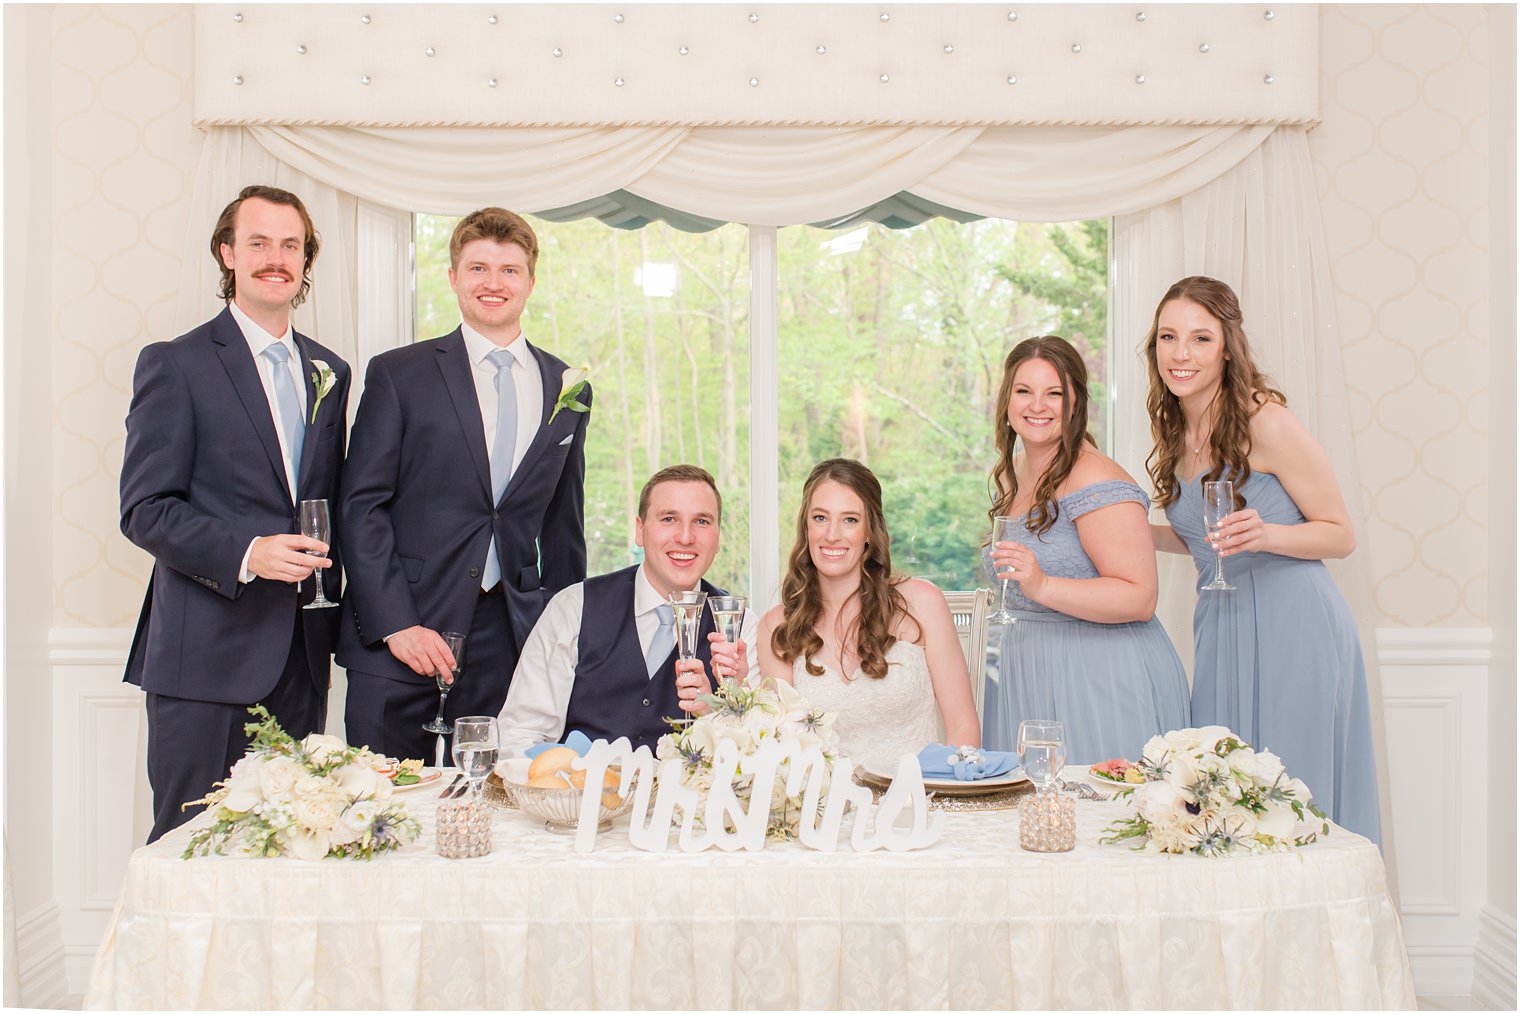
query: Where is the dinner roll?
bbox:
[527,746,578,782]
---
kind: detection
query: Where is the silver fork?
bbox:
[1057,778,1104,801]
[438,773,465,798]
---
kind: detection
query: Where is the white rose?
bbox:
[280,825,332,861]
[258,755,302,798]
[1227,748,1285,786]
[330,799,379,846]
[1283,777,1314,806]
[302,733,348,766]
[1194,725,1235,753]
[292,793,344,833]
[292,772,333,799]
[1140,735,1170,766]
[1163,728,1202,752]
[221,755,266,813]
[687,720,719,758]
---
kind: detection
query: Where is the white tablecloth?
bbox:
[85,786,1414,1010]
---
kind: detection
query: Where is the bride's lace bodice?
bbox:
[790,640,940,770]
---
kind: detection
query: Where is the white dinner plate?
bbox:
[390,767,444,791]
[1087,768,1138,793]
[861,762,1029,793]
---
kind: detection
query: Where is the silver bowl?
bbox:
[497,757,637,834]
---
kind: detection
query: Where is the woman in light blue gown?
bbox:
[984,336,1189,766]
[1144,276,1381,846]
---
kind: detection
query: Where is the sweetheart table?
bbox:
[84,786,1414,1010]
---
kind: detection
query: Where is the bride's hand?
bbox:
[706,633,748,684]
[674,659,712,715]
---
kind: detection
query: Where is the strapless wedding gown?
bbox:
[790,640,940,770]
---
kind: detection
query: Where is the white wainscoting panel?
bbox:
[1376,627,1494,999]
[34,625,1497,1000]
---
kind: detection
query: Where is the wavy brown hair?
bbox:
[1143,276,1286,509]
[987,336,1099,538]
[210,185,319,308]
[771,459,917,681]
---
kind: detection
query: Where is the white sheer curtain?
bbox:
[1113,127,1397,891]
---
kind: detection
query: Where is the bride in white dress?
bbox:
[756,459,980,769]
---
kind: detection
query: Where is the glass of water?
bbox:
[1017,719,1066,793]
[451,716,499,801]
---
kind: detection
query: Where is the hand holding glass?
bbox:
[451,716,499,801]
[668,591,707,722]
[422,631,466,735]
[988,515,1020,624]
[706,595,746,684]
[298,499,337,609]
[1201,480,1237,591]
[1017,719,1066,792]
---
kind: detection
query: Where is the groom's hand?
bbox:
[386,625,456,679]
[248,534,329,583]
[674,659,712,715]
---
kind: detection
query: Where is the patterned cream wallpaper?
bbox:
[1310,4,1492,627]
[43,4,1498,629]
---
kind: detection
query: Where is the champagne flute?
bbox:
[298,499,337,609]
[706,594,746,686]
[421,631,466,735]
[1201,480,1237,592]
[1017,719,1066,793]
[451,716,499,801]
[988,515,1021,624]
[667,590,707,725]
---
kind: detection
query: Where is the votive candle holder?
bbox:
[435,799,492,858]
[1019,790,1076,852]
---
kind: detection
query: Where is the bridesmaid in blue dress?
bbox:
[1144,276,1381,846]
[984,336,1189,765]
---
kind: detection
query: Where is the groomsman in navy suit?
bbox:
[121,185,351,842]
[339,208,591,762]
[497,464,759,756]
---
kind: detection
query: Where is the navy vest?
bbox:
[565,566,724,754]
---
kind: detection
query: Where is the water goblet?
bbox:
[451,716,500,802]
[299,499,338,609]
[1201,480,1237,591]
[421,631,466,735]
[1017,719,1066,793]
[988,515,1021,624]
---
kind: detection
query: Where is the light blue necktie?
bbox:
[481,347,518,590]
[645,603,676,677]
[262,342,304,494]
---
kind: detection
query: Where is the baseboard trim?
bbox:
[15,901,67,1009]
[1473,905,1517,1011]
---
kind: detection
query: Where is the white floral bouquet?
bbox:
[656,678,838,841]
[1101,725,1328,856]
[182,706,421,861]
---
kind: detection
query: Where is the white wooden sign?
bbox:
[572,738,944,853]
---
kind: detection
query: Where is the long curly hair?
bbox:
[771,458,916,681]
[987,336,1099,538]
[1143,276,1286,509]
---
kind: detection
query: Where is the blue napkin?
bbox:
[916,743,1017,781]
[525,730,593,759]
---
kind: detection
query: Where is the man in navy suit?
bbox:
[339,208,591,763]
[121,185,351,843]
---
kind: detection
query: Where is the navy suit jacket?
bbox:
[120,306,351,703]
[336,328,590,681]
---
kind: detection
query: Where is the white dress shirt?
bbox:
[498,565,761,756]
[460,323,543,480]
[229,301,306,583]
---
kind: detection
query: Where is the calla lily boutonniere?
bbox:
[309,360,336,424]
[549,365,591,424]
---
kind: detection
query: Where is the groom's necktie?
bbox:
[262,341,304,495]
[481,346,518,591]
[645,604,676,677]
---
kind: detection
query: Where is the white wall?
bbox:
[5,3,1513,1006]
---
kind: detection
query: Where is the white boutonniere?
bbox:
[548,365,591,424]
[309,360,336,424]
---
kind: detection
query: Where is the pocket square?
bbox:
[557,434,573,446]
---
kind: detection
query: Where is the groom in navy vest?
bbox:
[498,464,758,755]
[121,185,350,842]
[339,208,590,763]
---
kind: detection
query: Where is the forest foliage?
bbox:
[415,214,1108,593]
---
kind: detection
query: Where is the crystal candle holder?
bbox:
[1019,790,1076,852]
[435,799,492,858]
